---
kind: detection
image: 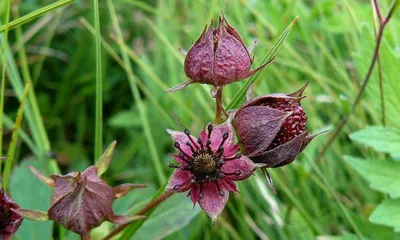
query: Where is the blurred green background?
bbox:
[1,0,400,239]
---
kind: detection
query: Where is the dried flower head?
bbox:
[233,83,320,168]
[166,13,271,95]
[166,123,258,221]
[0,188,23,240]
[13,141,146,238]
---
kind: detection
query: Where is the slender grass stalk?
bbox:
[12,5,51,155]
[371,0,386,126]
[3,83,30,190]
[2,115,37,155]
[80,18,177,128]
[32,10,63,84]
[106,0,166,184]
[0,0,11,171]
[0,0,73,33]
[93,0,103,161]
[314,0,399,165]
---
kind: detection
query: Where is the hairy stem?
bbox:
[103,191,174,240]
[214,87,224,124]
[313,0,398,165]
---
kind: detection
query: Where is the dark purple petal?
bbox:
[190,184,201,206]
[198,182,229,221]
[223,144,240,157]
[221,179,238,193]
[209,123,235,152]
[233,105,290,156]
[0,190,23,240]
[221,155,255,181]
[166,129,198,156]
[213,17,251,86]
[172,154,187,164]
[166,169,192,193]
[251,131,309,167]
[199,127,208,144]
[184,24,214,84]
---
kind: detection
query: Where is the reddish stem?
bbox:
[103,191,174,240]
[313,0,398,166]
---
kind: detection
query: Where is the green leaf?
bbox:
[227,16,298,110]
[9,158,53,240]
[344,156,400,198]
[350,126,400,157]
[133,194,201,240]
[370,199,400,232]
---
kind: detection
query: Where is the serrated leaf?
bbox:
[227,16,298,110]
[370,199,400,232]
[350,126,400,157]
[344,156,400,198]
[9,158,53,240]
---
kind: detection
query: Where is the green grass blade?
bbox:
[107,0,166,184]
[0,0,11,164]
[93,0,103,161]
[3,83,30,190]
[0,0,73,33]
[227,16,298,110]
[2,114,37,155]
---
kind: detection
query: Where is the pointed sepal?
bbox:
[96,140,117,177]
[12,209,49,221]
[28,166,55,187]
[113,183,147,199]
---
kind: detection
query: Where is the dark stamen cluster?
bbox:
[169,125,242,196]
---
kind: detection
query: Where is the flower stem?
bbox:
[214,87,225,124]
[313,0,398,166]
[103,191,174,240]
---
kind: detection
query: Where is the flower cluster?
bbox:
[3,11,321,239]
[165,13,321,221]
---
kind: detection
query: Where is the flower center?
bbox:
[191,152,218,179]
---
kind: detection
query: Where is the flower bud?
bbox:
[0,188,23,240]
[233,83,320,168]
[15,142,146,238]
[166,13,271,94]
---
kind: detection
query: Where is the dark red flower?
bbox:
[166,123,257,221]
[0,189,23,240]
[166,13,271,94]
[233,83,320,168]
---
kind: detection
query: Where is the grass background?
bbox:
[1,0,400,239]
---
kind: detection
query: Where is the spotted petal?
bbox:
[166,169,192,193]
[221,155,255,181]
[198,182,229,222]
